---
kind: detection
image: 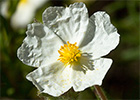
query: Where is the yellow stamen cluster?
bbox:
[19,0,28,5]
[58,41,81,65]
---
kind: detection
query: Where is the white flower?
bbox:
[11,0,48,28]
[17,2,120,97]
[0,0,9,18]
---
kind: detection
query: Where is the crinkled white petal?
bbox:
[80,11,120,59]
[72,58,112,91]
[17,23,63,67]
[26,61,72,97]
[79,12,96,48]
[42,2,89,45]
[11,0,47,28]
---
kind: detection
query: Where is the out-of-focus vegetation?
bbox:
[0,0,139,99]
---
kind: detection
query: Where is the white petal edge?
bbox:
[72,58,112,92]
[17,23,63,67]
[26,61,72,97]
[80,11,120,59]
[42,2,89,45]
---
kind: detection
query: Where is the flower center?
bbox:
[58,41,81,65]
[19,0,28,6]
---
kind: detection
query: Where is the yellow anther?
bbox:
[19,0,28,6]
[20,0,27,3]
[58,41,81,65]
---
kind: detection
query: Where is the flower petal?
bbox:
[72,58,112,91]
[80,11,120,59]
[42,2,89,45]
[11,0,47,28]
[26,61,72,97]
[17,23,63,67]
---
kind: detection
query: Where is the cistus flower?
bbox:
[17,2,120,97]
[0,0,9,18]
[11,0,48,28]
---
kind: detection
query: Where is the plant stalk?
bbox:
[94,85,107,100]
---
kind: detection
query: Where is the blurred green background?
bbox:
[0,0,139,99]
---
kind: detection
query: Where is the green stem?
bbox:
[94,85,107,100]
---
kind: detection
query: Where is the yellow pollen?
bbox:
[58,41,81,65]
[19,0,28,6]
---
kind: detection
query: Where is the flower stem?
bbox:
[94,85,107,100]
